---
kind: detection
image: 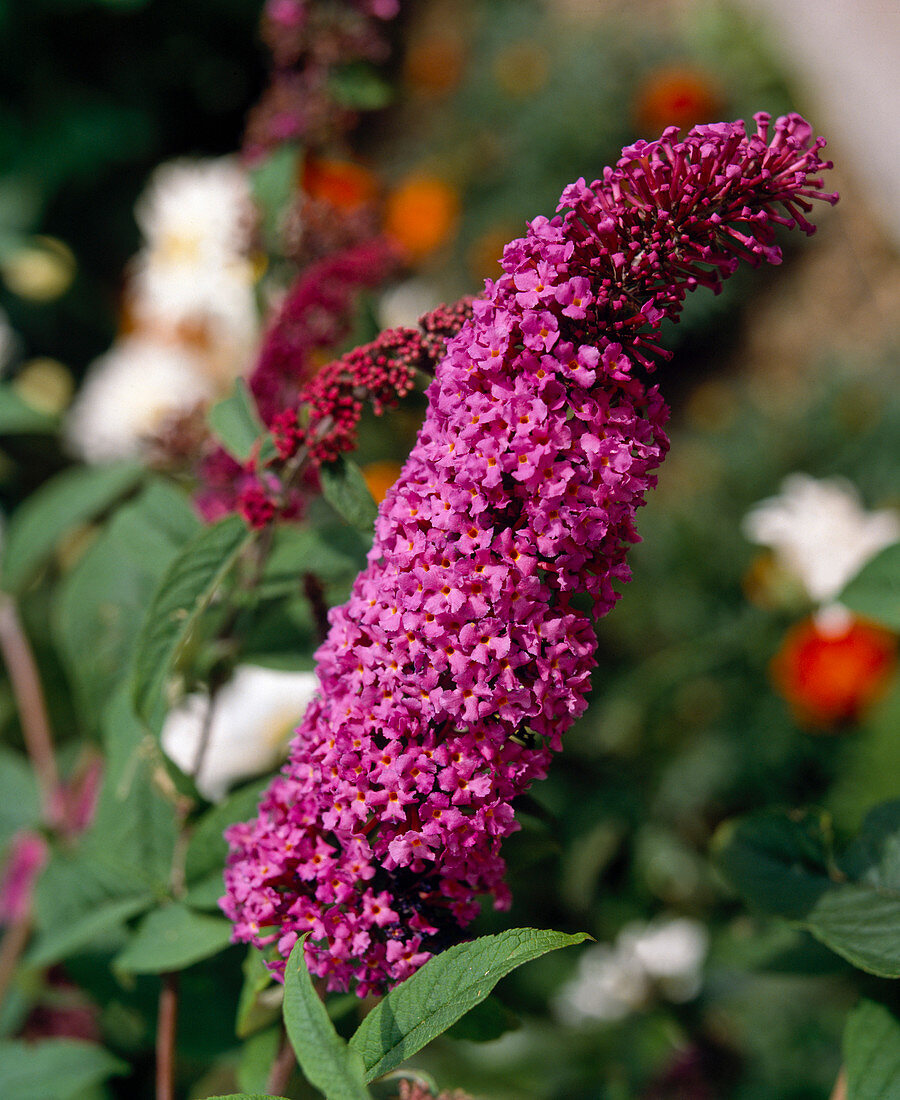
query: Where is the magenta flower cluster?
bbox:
[222,114,835,994]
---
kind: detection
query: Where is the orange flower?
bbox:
[771,614,897,730]
[634,66,722,135]
[362,460,403,504]
[383,176,460,260]
[302,156,379,212]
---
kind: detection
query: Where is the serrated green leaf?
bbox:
[184,777,270,886]
[0,1039,126,1100]
[2,460,143,593]
[715,802,900,977]
[319,456,378,532]
[0,383,57,434]
[283,936,372,1100]
[840,542,900,631]
[349,927,590,1081]
[844,999,900,1099]
[209,378,275,464]
[113,902,233,974]
[27,893,154,968]
[131,514,253,721]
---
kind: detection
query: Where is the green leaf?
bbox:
[319,456,378,532]
[349,927,590,1082]
[715,802,900,977]
[237,946,281,1039]
[113,902,233,974]
[840,542,900,631]
[80,690,177,895]
[184,777,270,886]
[282,936,372,1100]
[27,894,154,968]
[844,999,900,1100]
[0,748,40,847]
[260,523,370,592]
[2,460,143,593]
[238,1026,283,1094]
[445,995,520,1043]
[209,378,275,464]
[131,514,253,721]
[0,1039,126,1100]
[0,383,57,434]
[52,481,200,725]
[330,62,394,110]
[250,143,302,252]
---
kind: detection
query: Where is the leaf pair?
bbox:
[282,927,590,1099]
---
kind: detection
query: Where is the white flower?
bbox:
[161,665,319,802]
[65,337,214,462]
[553,917,708,1025]
[130,157,259,378]
[743,474,900,606]
[377,279,443,331]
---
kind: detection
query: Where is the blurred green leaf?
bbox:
[330,62,394,110]
[184,777,270,886]
[319,456,378,533]
[259,523,370,596]
[209,378,276,464]
[81,690,177,894]
[113,902,233,974]
[840,542,900,631]
[250,143,301,252]
[131,514,253,721]
[27,894,154,969]
[844,999,900,1100]
[349,928,591,1082]
[0,748,40,847]
[54,484,198,724]
[238,1026,282,1094]
[0,1039,126,1100]
[237,946,281,1039]
[2,461,143,593]
[445,994,521,1042]
[715,802,900,977]
[283,936,372,1100]
[0,384,58,434]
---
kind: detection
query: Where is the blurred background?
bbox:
[0,1,898,1097]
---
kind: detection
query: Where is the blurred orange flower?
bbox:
[770,614,897,730]
[634,66,722,135]
[362,459,404,503]
[302,155,379,212]
[384,176,460,260]
[404,32,465,97]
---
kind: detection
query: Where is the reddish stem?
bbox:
[156,972,179,1100]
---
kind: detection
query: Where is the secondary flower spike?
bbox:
[222,114,836,994]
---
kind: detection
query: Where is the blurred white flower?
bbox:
[65,337,214,462]
[378,279,443,331]
[743,474,900,606]
[161,665,319,802]
[130,157,259,381]
[553,917,708,1025]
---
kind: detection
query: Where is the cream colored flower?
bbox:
[553,917,708,1025]
[65,336,214,462]
[130,157,259,381]
[161,665,319,802]
[743,474,900,606]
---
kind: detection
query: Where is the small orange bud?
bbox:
[770,614,897,730]
[302,156,379,213]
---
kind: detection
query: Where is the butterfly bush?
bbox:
[222,114,836,994]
